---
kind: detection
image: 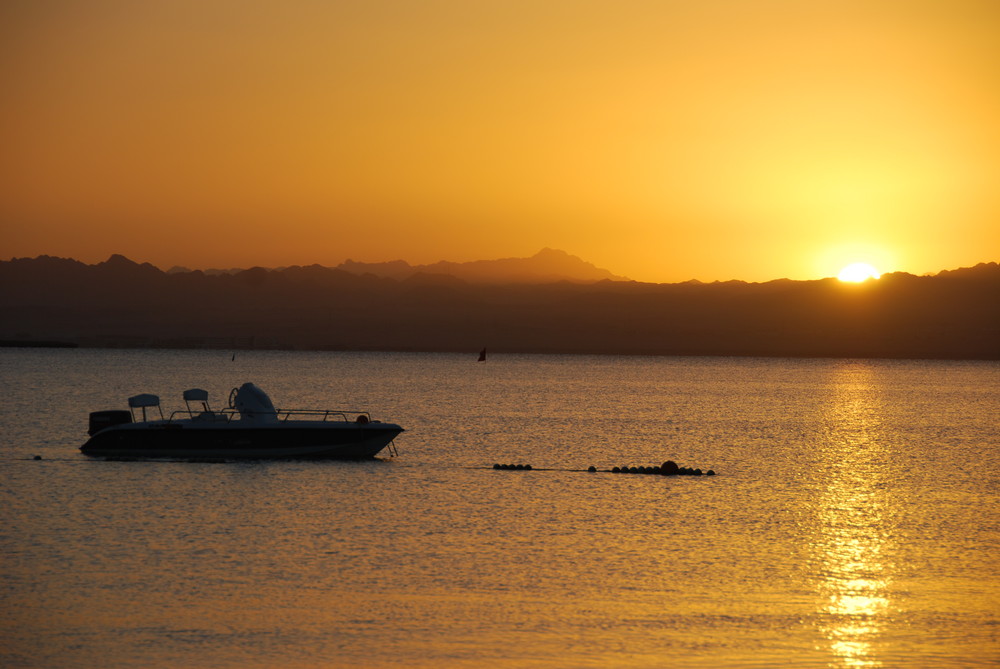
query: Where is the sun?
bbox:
[838,262,881,283]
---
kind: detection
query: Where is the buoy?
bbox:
[493,463,501,469]
[524,464,532,471]
[612,466,621,473]
[661,460,679,475]
[707,470,716,476]
[694,468,703,476]
[587,466,597,472]
[33,455,42,461]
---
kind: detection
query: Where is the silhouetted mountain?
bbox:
[166,248,627,283]
[1,255,997,359]
[337,248,628,283]
[166,265,251,276]
[338,259,415,280]
[414,248,629,283]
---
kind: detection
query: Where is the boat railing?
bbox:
[165,409,238,423]
[276,409,373,423]
[163,408,374,423]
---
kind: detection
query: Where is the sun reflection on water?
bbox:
[812,362,895,668]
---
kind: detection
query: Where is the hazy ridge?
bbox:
[1,253,998,359]
[166,248,629,284]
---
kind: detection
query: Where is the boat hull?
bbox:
[81,422,403,460]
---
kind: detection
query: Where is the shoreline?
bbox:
[3,340,997,361]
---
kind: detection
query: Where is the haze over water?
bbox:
[2,349,998,667]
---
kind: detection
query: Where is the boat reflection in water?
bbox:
[81,382,404,460]
[811,363,896,668]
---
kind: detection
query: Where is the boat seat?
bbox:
[128,393,160,408]
[183,388,214,415]
[127,393,163,421]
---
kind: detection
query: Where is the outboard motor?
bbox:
[231,383,279,423]
[88,410,132,436]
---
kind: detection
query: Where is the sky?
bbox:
[1,0,998,283]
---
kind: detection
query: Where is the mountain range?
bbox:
[1,253,998,359]
[166,248,629,284]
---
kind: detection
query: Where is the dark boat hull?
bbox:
[81,422,403,460]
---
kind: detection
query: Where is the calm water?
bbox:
[1,349,998,668]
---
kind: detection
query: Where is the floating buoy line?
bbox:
[490,460,716,476]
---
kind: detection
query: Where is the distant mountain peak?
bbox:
[334,249,629,284]
[533,247,565,258]
[98,254,161,274]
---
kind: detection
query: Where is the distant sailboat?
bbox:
[478,347,487,362]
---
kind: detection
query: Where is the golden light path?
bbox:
[813,362,895,668]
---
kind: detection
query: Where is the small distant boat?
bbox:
[81,383,403,460]
[478,347,487,362]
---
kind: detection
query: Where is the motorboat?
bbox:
[81,383,404,460]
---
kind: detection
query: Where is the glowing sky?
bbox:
[2,0,998,282]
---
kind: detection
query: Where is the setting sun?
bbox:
[838,263,881,283]
[2,1,998,283]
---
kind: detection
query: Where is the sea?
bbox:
[1,348,998,668]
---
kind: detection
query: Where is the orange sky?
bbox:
[2,0,998,282]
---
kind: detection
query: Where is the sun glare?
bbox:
[838,263,881,283]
